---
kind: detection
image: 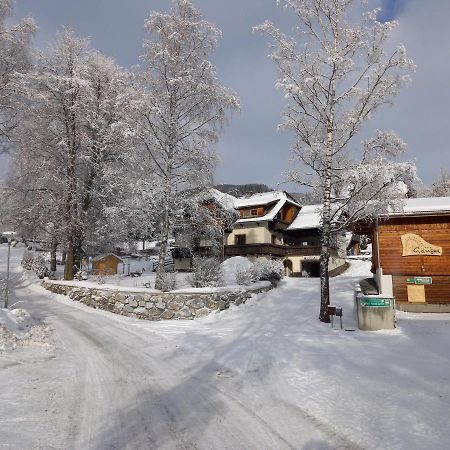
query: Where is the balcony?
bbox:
[224,244,338,258]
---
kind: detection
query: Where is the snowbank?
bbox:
[0,308,51,352]
[220,256,253,285]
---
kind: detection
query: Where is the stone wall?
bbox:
[41,281,272,321]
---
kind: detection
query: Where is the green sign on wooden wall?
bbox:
[406,277,433,285]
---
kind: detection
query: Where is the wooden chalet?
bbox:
[225,192,346,277]
[91,254,123,276]
[353,197,450,312]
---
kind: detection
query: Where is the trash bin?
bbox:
[355,293,396,331]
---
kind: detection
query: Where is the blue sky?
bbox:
[3,0,449,190]
[379,0,407,21]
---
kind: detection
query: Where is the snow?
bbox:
[220,256,253,285]
[235,191,301,224]
[2,246,450,449]
[234,191,288,208]
[288,204,322,230]
[398,196,450,214]
[44,256,269,293]
[202,188,237,211]
[0,308,36,336]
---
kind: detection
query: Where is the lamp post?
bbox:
[2,231,16,309]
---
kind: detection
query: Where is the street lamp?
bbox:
[2,231,17,309]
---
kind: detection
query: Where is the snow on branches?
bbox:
[134,0,240,290]
[257,0,416,321]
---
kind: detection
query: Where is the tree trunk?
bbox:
[64,240,75,281]
[319,123,334,323]
[155,201,171,290]
[319,226,331,323]
[50,239,57,272]
[61,250,66,266]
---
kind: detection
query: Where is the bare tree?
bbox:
[257,0,416,321]
[135,0,239,290]
[424,169,450,198]
[5,28,133,279]
[0,0,35,148]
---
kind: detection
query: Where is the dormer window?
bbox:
[241,208,260,218]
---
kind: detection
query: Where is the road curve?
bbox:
[1,249,359,450]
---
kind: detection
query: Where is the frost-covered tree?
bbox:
[6,28,133,279]
[257,0,416,322]
[0,0,35,147]
[425,169,450,198]
[135,0,239,290]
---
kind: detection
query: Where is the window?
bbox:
[241,207,260,218]
[235,234,246,245]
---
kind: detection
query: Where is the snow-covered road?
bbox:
[1,246,450,450]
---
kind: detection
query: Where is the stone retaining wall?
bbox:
[41,281,272,321]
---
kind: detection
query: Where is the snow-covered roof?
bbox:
[397,197,450,214]
[206,188,237,211]
[235,191,301,224]
[92,253,124,263]
[287,204,322,230]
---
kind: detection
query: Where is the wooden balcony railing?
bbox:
[224,244,339,258]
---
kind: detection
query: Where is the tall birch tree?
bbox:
[135,0,239,290]
[257,0,416,321]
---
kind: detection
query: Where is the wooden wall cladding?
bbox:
[393,276,450,304]
[378,217,450,276]
[281,204,300,224]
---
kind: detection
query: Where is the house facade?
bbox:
[353,197,450,311]
[224,192,346,277]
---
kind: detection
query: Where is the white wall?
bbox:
[227,223,272,245]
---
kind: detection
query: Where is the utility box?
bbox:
[355,291,396,331]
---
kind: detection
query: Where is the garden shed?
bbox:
[91,254,123,276]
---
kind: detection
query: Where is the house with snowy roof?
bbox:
[172,188,239,269]
[352,196,450,311]
[225,191,347,277]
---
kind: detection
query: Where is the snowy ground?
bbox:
[1,247,450,449]
[49,255,256,291]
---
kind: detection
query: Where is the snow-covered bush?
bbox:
[21,250,35,270]
[157,272,176,292]
[74,271,88,281]
[253,259,284,283]
[31,254,50,279]
[235,265,257,285]
[93,275,105,285]
[189,257,223,288]
[235,258,284,285]
[21,251,51,278]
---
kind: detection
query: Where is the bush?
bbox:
[235,258,284,285]
[157,272,176,292]
[31,254,50,279]
[235,265,257,285]
[21,250,35,270]
[189,257,223,288]
[253,259,284,282]
[22,251,50,278]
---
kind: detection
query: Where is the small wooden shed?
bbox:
[353,197,450,312]
[91,254,123,276]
